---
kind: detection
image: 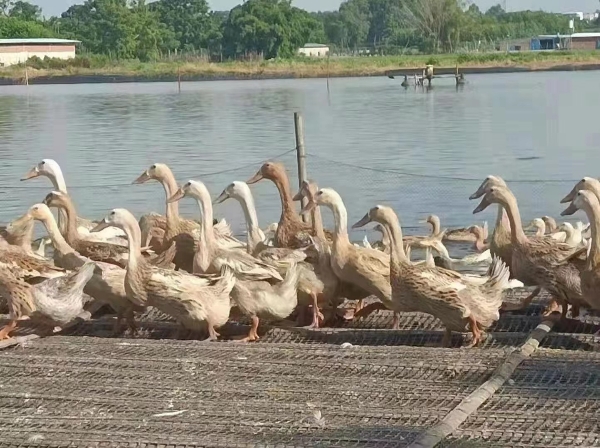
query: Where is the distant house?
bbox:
[0,38,80,67]
[298,43,330,58]
[530,33,600,51]
[569,32,600,50]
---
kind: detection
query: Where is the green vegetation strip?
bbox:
[407,317,557,448]
[3,51,600,82]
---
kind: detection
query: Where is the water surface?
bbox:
[0,72,597,242]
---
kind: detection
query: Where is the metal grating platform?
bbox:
[440,349,600,447]
[1,287,600,447]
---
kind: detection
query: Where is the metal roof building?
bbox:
[0,38,80,67]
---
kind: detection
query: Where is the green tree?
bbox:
[0,0,12,16]
[0,15,55,37]
[59,0,174,60]
[338,0,370,49]
[222,0,324,59]
[485,4,505,18]
[150,0,213,52]
[9,1,41,21]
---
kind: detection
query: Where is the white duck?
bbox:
[213,181,281,256]
[168,180,283,282]
[21,159,125,243]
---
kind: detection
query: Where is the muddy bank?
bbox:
[0,62,599,85]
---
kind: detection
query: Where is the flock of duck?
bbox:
[0,159,598,347]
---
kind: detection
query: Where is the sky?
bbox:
[30,0,600,17]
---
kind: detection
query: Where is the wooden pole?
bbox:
[177,65,181,93]
[294,112,308,223]
[407,317,557,448]
[326,52,331,106]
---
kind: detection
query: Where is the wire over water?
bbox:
[306,153,583,184]
[0,148,297,190]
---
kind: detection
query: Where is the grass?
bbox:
[2,50,600,82]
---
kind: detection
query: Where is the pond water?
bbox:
[0,71,598,242]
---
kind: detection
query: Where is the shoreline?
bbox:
[1,61,600,86]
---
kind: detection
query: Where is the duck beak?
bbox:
[473,195,491,214]
[213,190,229,205]
[351,213,372,229]
[469,180,488,200]
[21,166,39,181]
[560,186,578,204]
[418,219,427,224]
[300,199,316,216]
[167,187,185,204]
[91,218,110,233]
[132,171,150,184]
[246,170,263,185]
[42,196,52,207]
[560,202,578,216]
[292,190,303,202]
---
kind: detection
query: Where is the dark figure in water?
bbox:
[456,73,465,86]
[424,65,434,87]
[401,75,409,88]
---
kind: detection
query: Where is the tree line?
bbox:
[0,0,596,61]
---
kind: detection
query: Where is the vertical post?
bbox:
[177,66,181,93]
[294,112,308,223]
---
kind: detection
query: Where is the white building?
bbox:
[298,43,330,58]
[0,38,79,67]
[564,12,584,20]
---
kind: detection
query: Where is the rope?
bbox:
[306,153,583,183]
[0,148,297,190]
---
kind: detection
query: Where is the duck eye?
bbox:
[151,164,156,169]
[40,161,45,165]
[110,211,115,216]
[185,182,191,187]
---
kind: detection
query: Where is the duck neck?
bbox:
[586,179,600,203]
[563,225,574,242]
[41,215,75,256]
[160,171,180,229]
[328,200,350,248]
[380,227,391,248]
[239,191,263,251]
[382,212,408,269]
[273,173,300,224]
[6,216,34,250]
[544,218,557,233]
[49,171,68,194]
[535,223,545,237]
[195,195,214,273]
[311,202,326,241]
[122,216,143,271]
[430,216,441,236]
[498,192,527,245]
[199,195,215,247]
[582,201,600,270]
[473,228,486,251]
[61,198,81,245]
